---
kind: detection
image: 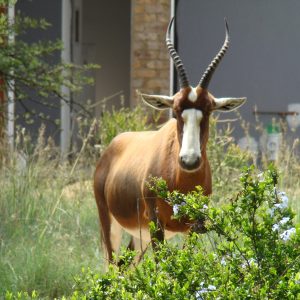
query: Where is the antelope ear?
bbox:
[213,97,247,112]
[137,90,174,110]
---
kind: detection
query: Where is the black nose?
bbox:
[179,155,201,170]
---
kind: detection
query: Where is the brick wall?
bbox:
[131,0,171,106]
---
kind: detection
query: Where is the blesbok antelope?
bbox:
[94,18,246,263]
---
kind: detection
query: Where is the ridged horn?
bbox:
[166,17,190,89]
[199,19,230,89]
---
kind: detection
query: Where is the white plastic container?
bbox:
[266,133,281,161]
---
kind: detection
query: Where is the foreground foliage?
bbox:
[1,107,299,299]
[71,166,300,299]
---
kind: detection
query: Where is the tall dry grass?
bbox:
[0,125,100,298]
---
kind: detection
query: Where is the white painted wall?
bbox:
[7,4,15,150]
[61,0,72,156]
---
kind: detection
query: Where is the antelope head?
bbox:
[138,18,246,171]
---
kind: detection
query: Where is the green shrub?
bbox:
[207,118,252,203]
[71,166,300,299]
[96,106,155,151]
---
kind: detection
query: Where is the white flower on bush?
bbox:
[257,172,264,182]
[172,204,180,216]
[272,217,290,232]
[195,283,217,300]
[272,215,296,241]
[269,190,289,216]
[268,208,275,217]
[275,190,289,209]
[279,217,290,225]
[220,257,227,266]
[277,191,287,197]
[241,258,257,269]
[279,228,296,241]
[172,203,185,216]
[272,224,280,232]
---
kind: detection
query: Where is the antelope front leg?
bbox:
[145,198,164,252]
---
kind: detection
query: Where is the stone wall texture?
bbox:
[131,0,171,106]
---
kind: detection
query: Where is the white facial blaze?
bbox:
[179,109,202,163]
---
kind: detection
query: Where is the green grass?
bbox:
[0,157,102,298]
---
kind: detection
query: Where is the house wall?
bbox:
[13,0,300,152]
[131,0,171,105]
[74,0,172,110]
[78,0,131,112]
[15,0,62,144]
[14,0,171,147]
[176,0,300,141]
